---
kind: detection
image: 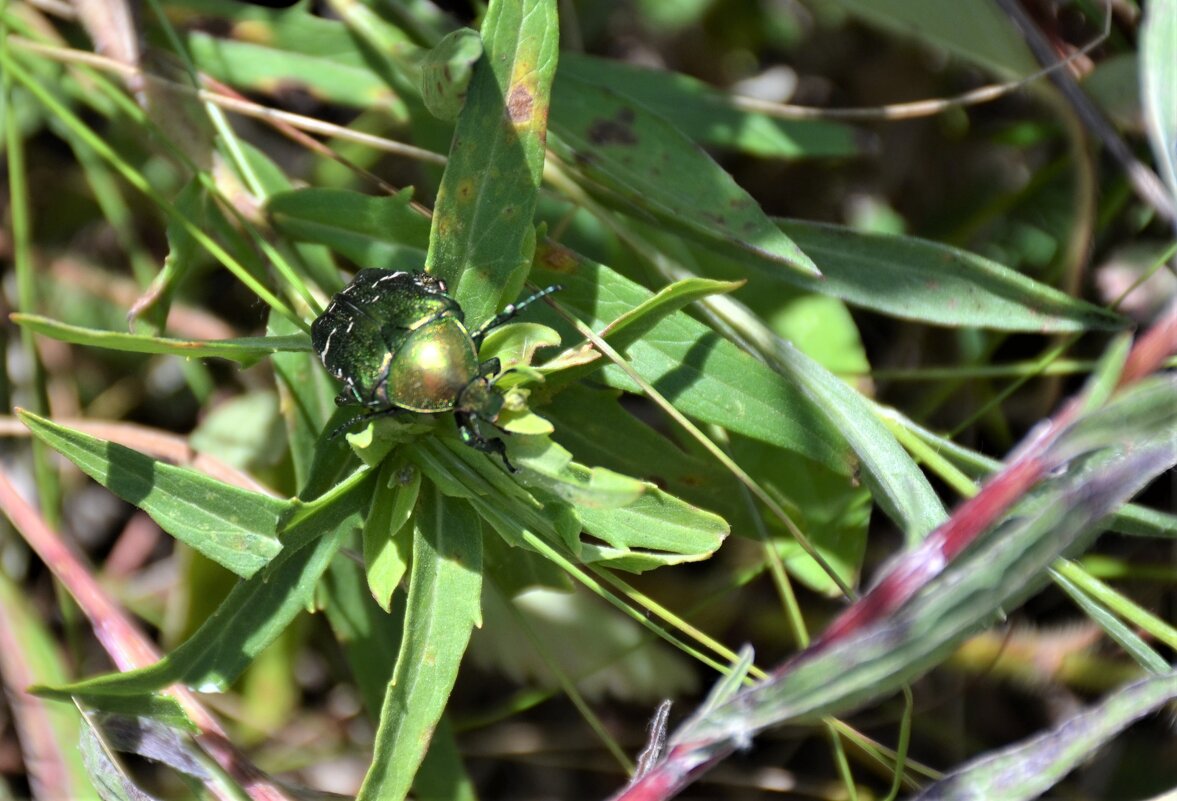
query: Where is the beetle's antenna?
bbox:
[471,284,563,346]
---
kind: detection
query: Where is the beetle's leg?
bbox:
[456,411,515,472]
[328,405,406,439]
[478,357,501,379]
[336,383,366,407]
[363,350,396,407]
[470,285,563,348]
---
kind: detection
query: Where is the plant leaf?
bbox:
[187,31,405,116]
[911,672,1177,801]
[558,54,861,159]
[12,315,310,367]
[548,75,820,278]
[533,241,856,474]
[363,459,418,612]
[676,377,1177,742]
[19,410,283,578]
[36,470,375,698]
[267,188,430,275]
[1141,0,1177,201]
[827,0,1039,77]
[357,486,482,801]
[697,221,1126,332]
[426,0,560,324]
[420,28,483,121]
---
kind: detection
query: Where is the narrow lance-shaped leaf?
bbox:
[1140,3,1177,219]
[548,75,820,278]
[19,410,283,578]
[912,672,1177,801]
[12,315,310,368]
[774,221,1126,332]
[427,0,560,323]
[363,459,418,612]
[357,486,483,801]
[532,241,855,475]
[692,220,1125,332]
[679,377,1177,741]
[267,188,430,275]
[558,54,861,159]
[36,471,375,699]
[186,31,406,116]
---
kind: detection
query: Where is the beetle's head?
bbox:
[456,375,505,423]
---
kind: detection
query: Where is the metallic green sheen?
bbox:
[311,268,560,470]
[384,318,479,413]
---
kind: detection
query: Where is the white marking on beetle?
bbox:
[321,327,336,360]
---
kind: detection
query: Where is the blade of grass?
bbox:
[0,50,305,332]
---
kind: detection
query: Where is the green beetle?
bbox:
[311,269,560,469]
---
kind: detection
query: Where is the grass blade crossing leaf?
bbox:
[36,470,375,699]
[549,74,820,278]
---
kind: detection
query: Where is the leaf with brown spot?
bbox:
[549,75,821,278]
[426,0,560,327]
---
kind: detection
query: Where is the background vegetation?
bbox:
[0,0,1174,799]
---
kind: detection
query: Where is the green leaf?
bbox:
[533,242,855,474]
[548,75,820,278]
[270,311,338,493]
[186,32,405,117]
[426,0,560,323]
[575,482,729,572]
[416,439,724,574]
[827,0,1039,78]
[511,437,647,509]
[757,333,946,542]
[1141,0,1177,201]
[38,470,375,698]
[129,178,206,334]
[559,54,861,159]
[19,410,283,578]
[12,314,310,367]
[364,459,419,612]
[73,695,198,734]
[420,28,483,121]
[790,221,1126,331]
[679,377,1177,740]
[357,487,482,801]
[912,673,1177,801]
[267,188,430,275]
[542,276,743,384]
[412,717,479,801]
[702,221,1126,332]
[543,383,744,527]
